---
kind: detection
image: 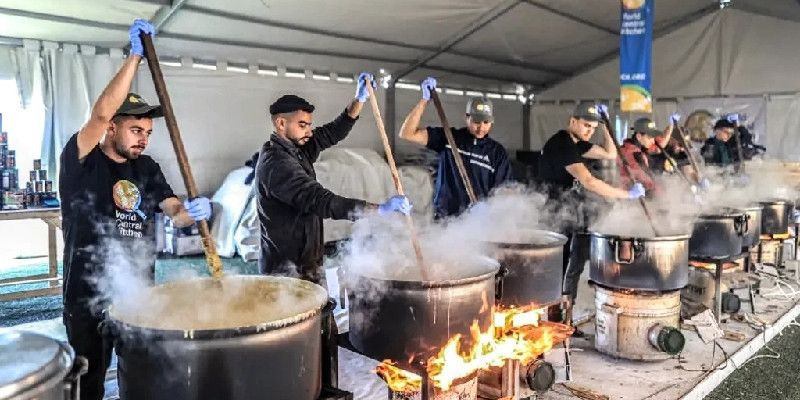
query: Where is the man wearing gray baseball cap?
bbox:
[399,77,513,219]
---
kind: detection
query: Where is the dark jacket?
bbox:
[701,137,739,166]
[426,127,513,218]
[256,110,367,282]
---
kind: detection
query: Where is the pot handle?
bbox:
[613,239,636,264]
[64,356,88,400]
[495,266,508,301]
[735,214,749,236]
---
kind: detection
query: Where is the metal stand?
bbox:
[690,252,751,322]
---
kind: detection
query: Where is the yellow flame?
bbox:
[374,360,422,393]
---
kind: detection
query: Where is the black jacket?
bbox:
[256,110,367,282]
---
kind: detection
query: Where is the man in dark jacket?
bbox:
[256,73,411,283]
[701,118,738,167]
[398,77,513,219]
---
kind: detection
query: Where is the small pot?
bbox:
[689,208,747,259]
[741,205,763,249]
[590,232,690,291]
[760,199,794,235]
[0,330,87,400]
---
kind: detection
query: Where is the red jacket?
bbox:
[618,139,656,191]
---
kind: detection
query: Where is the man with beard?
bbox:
[256,73,411,284]
[538,103,645,336]
[58,19,212,400]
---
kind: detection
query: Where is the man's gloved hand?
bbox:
[627,182,646,199]
[596,104,609,119]
[734,174,750,187]
[183,197,212,221]
[355,72,377,103]
[378,195,412,216]
[420,77,437,101]
[726,113,739,124]
[129,19,156,57]
[669,113,681,125]
[698,177,711,191]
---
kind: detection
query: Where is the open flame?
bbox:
[761,233,791,240]
[375,304,572,392]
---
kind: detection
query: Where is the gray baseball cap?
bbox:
[631,117,661,136]
[572,103,601,122]
[466,97,494,123]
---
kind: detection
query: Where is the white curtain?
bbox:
[765,95,800,161]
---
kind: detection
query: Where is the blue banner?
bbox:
[620,0,653,113]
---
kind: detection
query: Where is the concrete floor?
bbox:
[8,264,800,400]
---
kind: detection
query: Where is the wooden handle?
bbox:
[600,113,661,237]
[365,79,429,280]
[675,125,703,184]
[653,142,694,188]
[429,89,478,204]
[732,128,746,174]
[141,34,223,280]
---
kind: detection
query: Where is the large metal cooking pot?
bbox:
[107,275,328,400]
[590,232,690,291]
[741,205,763,249]
[492,230,568,307]
[689,208,747,259]
[760,199,794,235]
[347,264,499,364]
[0,330,86,400]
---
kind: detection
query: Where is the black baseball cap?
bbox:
[269,95,315,115]
[573,103,602,122]
[713,119,736,130]
[114,93,163,118]
[466,97,494,123]
[631,117,661,136]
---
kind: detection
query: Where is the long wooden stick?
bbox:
[141,34,223,280]
[675,125,703,184]
[600,113,661,237]
[732,127,746,174]
[428,89,478,204]
[364,79,429,280]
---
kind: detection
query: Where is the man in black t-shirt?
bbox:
[538,103,645,336]
[58,20,212,400]
[398,77,513,219]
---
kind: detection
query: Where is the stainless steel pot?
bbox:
[0,330,86,400]
[492,230,568,307]
[107,276,328,400]
[590,232,690,291]
[347,265,498,364]
[689,208,747,259]
[760,199,794,235]
[741,205,763,249]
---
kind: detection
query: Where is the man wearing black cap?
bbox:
[256,73,411,283]
[398,77,513,219]
[618,115,687,191]
[58,20,212,400]
[538,103,645,336]
[701,118,739,167]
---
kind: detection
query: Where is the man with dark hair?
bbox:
[701,118,739,167]
[58,19,212,400]
[398,77,513,219]
[256,73,411,283]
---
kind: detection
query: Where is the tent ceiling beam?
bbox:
[393,0,523,82]
[521,0,618,36]
[537,4,719,91]
[152,0,188,31]
[177,3,567,76]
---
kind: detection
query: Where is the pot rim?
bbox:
[106,276,328,340]
[588,231,691,241]
[489,229,568,249]
[759,199,792,206]
[350,266,500,288]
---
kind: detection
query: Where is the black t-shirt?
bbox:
[59,133,175,311]
[537,130,593,195]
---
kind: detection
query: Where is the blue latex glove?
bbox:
[734,174,750,187]
[378,195,412,216]
[183,197,211,221]
[726,113,739,123]
[421,77,437,101]
[355,72,377,103]
[698,177,711,191]
[627,182,646,199]
[129,19,155,57]
[669,113,681,125]
[596,104,609,119]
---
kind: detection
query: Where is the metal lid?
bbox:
[0,330,73,398]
